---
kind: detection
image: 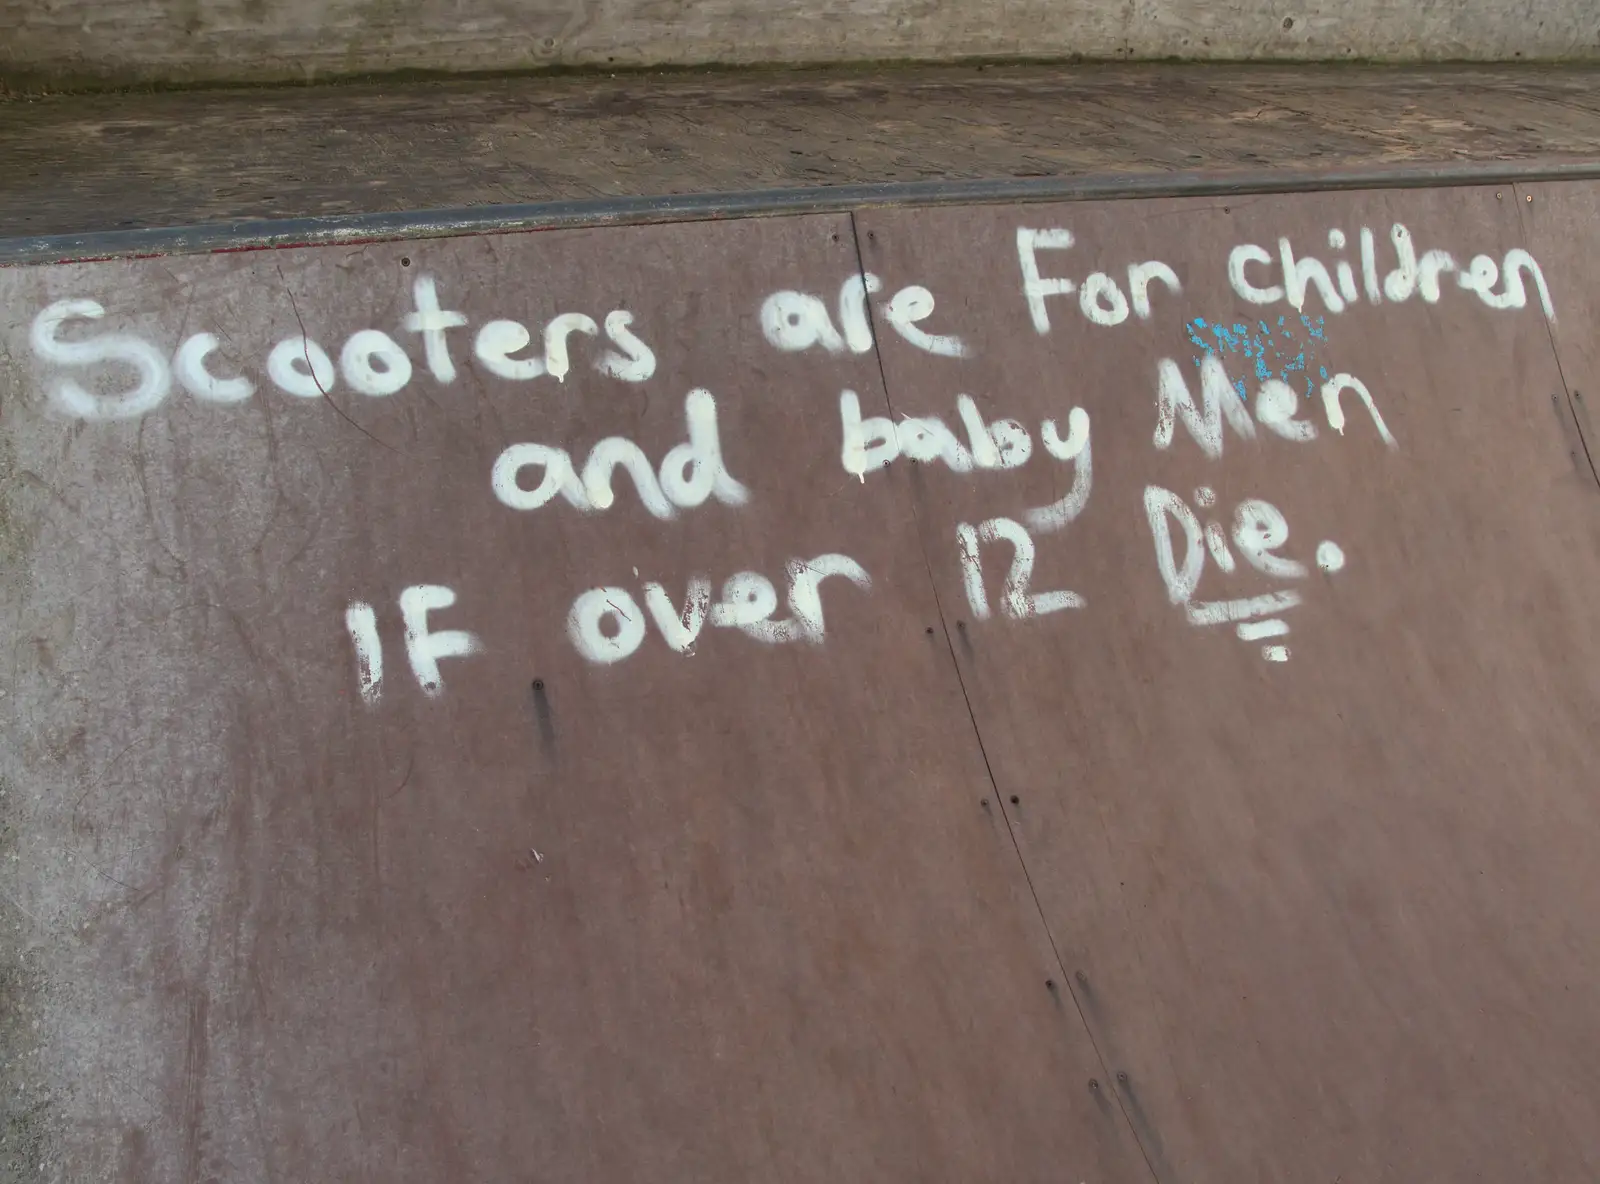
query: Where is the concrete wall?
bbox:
[2,0,1598,89]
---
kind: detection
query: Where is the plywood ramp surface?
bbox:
[3,180,1600,1180]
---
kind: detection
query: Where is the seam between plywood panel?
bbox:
[1514,181,1600,494]
[845,208,1166,1184]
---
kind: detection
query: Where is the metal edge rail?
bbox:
[5,159,1600,267]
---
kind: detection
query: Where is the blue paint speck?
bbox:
[1185,313,1327,396]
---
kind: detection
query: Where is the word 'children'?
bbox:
[1227,224,1554,318]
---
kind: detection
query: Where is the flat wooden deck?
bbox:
[3,63,1600,242]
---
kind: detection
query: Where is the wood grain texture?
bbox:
[0,216,1156,1184]
[857,185,1600,1182]
[4,63,1600,241]
[1519,181,1600,490]
[2,0,1600,88]
[8,177,1600,1181]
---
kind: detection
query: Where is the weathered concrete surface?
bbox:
[6,65,1600,243]
[4,183,1600,1180]
[2,0,1600,89]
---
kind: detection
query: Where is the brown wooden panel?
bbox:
[0,219,1149,1180]
[855,186,1600,1181]
[1517,179,1600,493]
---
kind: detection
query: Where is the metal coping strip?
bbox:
[4,159,1599,267]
